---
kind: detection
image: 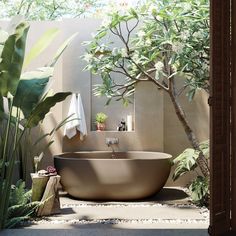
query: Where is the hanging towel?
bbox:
[3,97,9,114]
[64,93,87,140]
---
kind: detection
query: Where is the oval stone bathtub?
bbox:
[54,151,171,200]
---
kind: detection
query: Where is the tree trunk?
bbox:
[168,80,210,177]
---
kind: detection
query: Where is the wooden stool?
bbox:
[31,174,61,216]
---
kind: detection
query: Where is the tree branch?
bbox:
[126,19,139,44]
[129,58,169,91]
[16,0,25,15]
[174,20,180,33]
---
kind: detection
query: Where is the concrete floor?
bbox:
[1,187,209,236]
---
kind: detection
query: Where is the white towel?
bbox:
[64,93,87,140]
[3,97,9,114]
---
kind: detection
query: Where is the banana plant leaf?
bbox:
[0,22,29,97]
[26,92,71,128]
[49,33,78,67]
[23,28,60,69]
[13,67,54,118]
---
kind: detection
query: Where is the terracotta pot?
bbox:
[97,122,105,131]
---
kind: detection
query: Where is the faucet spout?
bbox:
[106,142,116,158]
[105,138,119,159]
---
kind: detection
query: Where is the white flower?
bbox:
[145,39,152,46]
[84,53,93,62]
[193,31,203,39]
[137,30,145,38]
[131,53,139,62]
[202,62,209,71]
[180,31,190,40]
[121,48,128,57]
[148,5,157,14]
[112,48,119,56]
[172,64,178,72]
[155,61,164,72]
[34,152,44,172]
[182,3,192,11]
[172,42,184,54]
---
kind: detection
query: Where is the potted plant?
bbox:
[95,112,108,131]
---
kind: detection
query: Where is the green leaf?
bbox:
[23,28,60,69]
[172,148,199,181]
[33,133,50,146]
[54,113,77,131]
[129,8,138,18]
[7,201,40,228]
[49,33,78,67]
[9,180,26,206]
[187,88,196,101]
[13,67,53,118]
[199,140,209,158]
[43,140,54,152]
[122,98,129,107]
[95,30,107,40]
[26,92,71,128]
[0,22,29,96]
[189,176,209,205]
[105,97,112,106]
[13,78,49,118]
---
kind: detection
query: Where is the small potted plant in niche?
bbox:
[96,112,108,131]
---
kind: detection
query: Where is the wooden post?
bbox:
[209,0,231,235]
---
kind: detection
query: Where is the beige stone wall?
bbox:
[1,19,209,186]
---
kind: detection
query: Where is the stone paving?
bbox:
[1,187,209,236]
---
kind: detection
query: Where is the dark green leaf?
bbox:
[189,176,209,205]
[26,92,71,128]
[13,77,49,118]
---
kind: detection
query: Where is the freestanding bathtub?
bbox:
[54,151,171,200]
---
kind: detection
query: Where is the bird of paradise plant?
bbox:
[0,18,76,229]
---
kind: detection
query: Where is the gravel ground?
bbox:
[21,187,209,228]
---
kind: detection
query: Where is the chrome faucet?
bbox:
[106,138,119,159]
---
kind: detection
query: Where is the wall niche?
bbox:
[91,73,135,132]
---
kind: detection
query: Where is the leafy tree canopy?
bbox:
[83,0,209,104]
[0,0,142,20]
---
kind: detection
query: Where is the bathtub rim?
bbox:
[53,151,172,160]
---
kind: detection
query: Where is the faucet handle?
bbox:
[106,137,119,145]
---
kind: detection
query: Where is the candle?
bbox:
[127,115,133,131]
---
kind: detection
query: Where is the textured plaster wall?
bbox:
[1,19,209,186]
[24,21,65,170]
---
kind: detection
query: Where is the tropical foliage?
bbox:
[83,0,210,205]
[6,180,40,229]
[173,140,209,206]
[0,19,74,229]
